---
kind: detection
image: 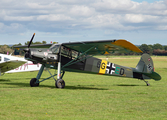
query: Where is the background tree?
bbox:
[139,44,152,54]
[53,42,58,44]
[164,46,167,50]
[153,43,164,50]
[0,45,13,54]
[34,41,42,44]
[25,41,33,45]
[42,41,47,44]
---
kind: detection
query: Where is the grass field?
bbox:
[0,55,167,120]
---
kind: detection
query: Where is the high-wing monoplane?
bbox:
[14,33,161,88]
[0,53,41,75]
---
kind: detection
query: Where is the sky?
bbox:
[0,0,167,45]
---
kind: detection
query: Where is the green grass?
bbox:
[0,56,167,120]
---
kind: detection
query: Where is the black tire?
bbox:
[56,79,65,88]
[30,78,39,87]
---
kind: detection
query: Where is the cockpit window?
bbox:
[0,56,1,61]
[4,57,10,61]
[72,50,78,58]
[49,44,60,54]
[61,46,70,56]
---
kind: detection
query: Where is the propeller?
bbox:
[28,33,35,48]
[24,33,35,58]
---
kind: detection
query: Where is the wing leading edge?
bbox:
[62,39,143,55]
[14,44,53,49]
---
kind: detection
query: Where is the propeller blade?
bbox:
[28,33,35,48]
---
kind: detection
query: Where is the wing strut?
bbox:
[62,46,95,69]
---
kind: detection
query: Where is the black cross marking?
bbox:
[106,62,115,74]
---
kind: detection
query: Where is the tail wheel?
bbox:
[56,79,65,89]
[30,78,39,87]
[144,80,150,86]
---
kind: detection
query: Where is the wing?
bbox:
[62,39,142,55]
[0,60,26,73]
[14,44,53,49]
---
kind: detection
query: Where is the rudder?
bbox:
[136,53,154,74]
[135,53,161,80]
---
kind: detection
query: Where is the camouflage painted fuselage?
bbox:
[59,56,134,79]
[85,57,133,77]
[29,52,160,81]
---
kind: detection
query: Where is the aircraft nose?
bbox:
[23,48,29,52]
[24,48,31,59]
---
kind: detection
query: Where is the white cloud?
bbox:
[0,0,167,44]
[69,5,95,17]
[0,22,26,34]
[165,0,167,4]
[4,16,34,21]
[36,14,73,21]
[93,0,136,11]
[125,14,145,23]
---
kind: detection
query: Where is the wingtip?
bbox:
[113,39,143,53]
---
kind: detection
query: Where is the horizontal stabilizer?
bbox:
[143,72,161,81]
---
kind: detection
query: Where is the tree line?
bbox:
[139,43,167,55]
[0,42,166,56]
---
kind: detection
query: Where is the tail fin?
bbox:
[135,53,161,80]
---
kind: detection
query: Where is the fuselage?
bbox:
[25,44,135,79]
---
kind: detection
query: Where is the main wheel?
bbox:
[147,83,150,86]
[56,79,65,88]
[30,78,39,87]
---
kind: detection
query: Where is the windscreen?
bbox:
[49,44,60,54]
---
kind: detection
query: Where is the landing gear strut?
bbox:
[144,80,150,86]
[55,62,65,88]
[29,64,66,89]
